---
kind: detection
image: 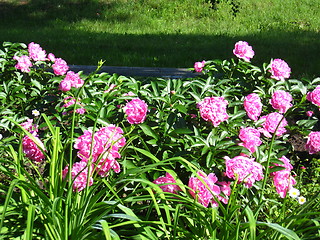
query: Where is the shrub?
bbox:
[0,41,319,239]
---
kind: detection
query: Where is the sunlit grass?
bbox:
[1,0,319,77]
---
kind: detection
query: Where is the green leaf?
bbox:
[139,123,159,140]
[256,222,300,240]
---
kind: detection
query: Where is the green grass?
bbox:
[1,0,320,77]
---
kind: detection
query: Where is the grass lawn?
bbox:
[1,0,320,78]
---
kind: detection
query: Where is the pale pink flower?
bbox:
[20,118,36,132]
[260,112,288,137]
[306,111,314,117]
[47,53,56,62]
[194,61,206,72]
[269,59,291,81]
[65,71,84,88]
[52,58,69,76]
[244,93,262,121]
[233,41,254,62]
[224,155,263,188]
[74,125,126,177]
[59,79,72,92]
[270,90,293,113]
[307,86,320,107]
[28,42,46,61]
[62,161,93,192]
[198,96,229,127]
[13,55,32,73]
[22,133,45,162]
[271,156,296,198]
[123,98,148,124]
[217,181,231,204]
[188,171,221,207]
[238,127,262,153]
[153,172,181,194]
[305,131,320,154]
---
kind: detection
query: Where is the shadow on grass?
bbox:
[1,0,319,78]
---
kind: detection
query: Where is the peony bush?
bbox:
[0,41,319,239]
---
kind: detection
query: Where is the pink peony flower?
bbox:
[22,133,45,162]
[233,41,254,62]
[305,131,320,154]
[62,161,93,192]
[52,58,69,76]
[306,111,314,117]
[217,181,231,204]
[47,53,56,62]
[225,155,263,188]
[188,171,221,207]
[123,98,148,124]
[307,85,320,107]
[74,125,126,177]
[28,42,46,61]
[59,79,72,92]
[260,112,288,137]
[194,61,206,72]
[20,118,37,132]
[270,90,292,113]
[153,172,181,194]
[198,96,229,127]
[238,127,262,153]
[244,93,262,121]
[65,71,84,88]
[13,55,32,73]
[271,156,296,198]
[269,59,291,81]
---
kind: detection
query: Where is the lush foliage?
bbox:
[0,41,320,239]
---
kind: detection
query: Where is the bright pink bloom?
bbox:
[74,125,126,177]
[20,118,37,132]
[260,112,288,137]
[47,53,56,62]
[238,127,262,153]
[194,61,206,72]
[307,86,320,107]
[269,59,291,81]
[28,42,46,61]
[153,172,181,194]
[306,111,314,117]
[188,171,221,207]
[198,96,229,127]
[62,161,93,192]
[270,90,292,113]
[305,131,320,154]
[233,41,254,62]
[217,181,231,204]
[271,156,296,198]
[22,133,45,162]
[225,155,263,188]
[123,98,148,124]
[52,58,69,76]
[59,79,72,92]
[59,71,83,91]
[13,55,32,73]
[65,71,84,88]
[244,93,262,121]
